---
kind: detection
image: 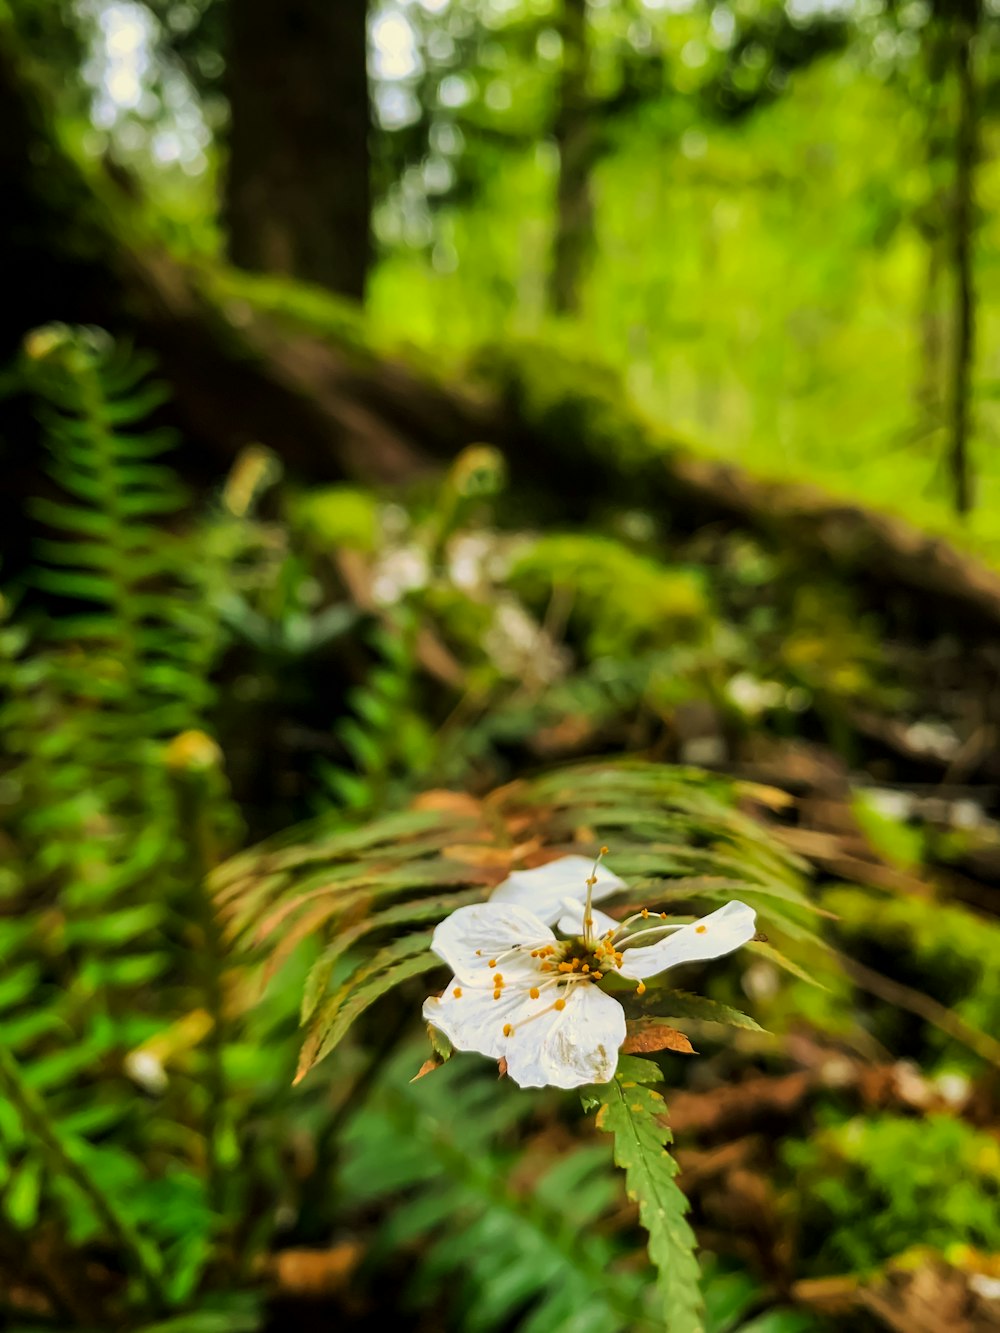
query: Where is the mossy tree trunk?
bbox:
[224,0,372,301]
[946,0,979,517]
[549,0,595,316]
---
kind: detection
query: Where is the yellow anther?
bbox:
[503,1024,514,1037]
[529,987,540,999]
[582,964,589,973]
[586,876,597,886]
[641,908,649,919]
[592,971,603,980]
[493,990,502,1001]
[695,925,707,935]
[488,959,497,968]
[541,963,553,972]
[475,950,482,956]
[636,981,646,995]
[660,912,668,919]
[558,961,574,973]
[600,845,608,855]
[493,974,504,985]
[554,999,566,1011]
[453,987,463,998]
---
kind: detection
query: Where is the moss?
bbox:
[508,533,710,658]
[290,485,380,553]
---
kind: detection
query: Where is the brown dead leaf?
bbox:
[411,1058,441,1082]
[498,1056,508,1078]
[263,1241,364,1298]
[411,790,484,818]
[442,843,516,868]
[623,1019,696,1055]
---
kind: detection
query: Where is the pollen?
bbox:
[695,925,707,934]
[558,961,574,973]
[581,964,589,973]
[636,981,646,995]
[554,999,566,1011]
[592,971,603,980]
[453,987,463,998]
[493,974,504,985]
[488,959,497,968]
[503,1024,514,1037]
[641,908,649,919]
[529,987,540,999]
[600,845,609,854]
[493,990,502,1001]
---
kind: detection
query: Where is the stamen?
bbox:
[488,959,497,968]
[695,925,707,935]
[529,987,540,999]
[636,981,646,995]
[503,1023,514,1036]
[554,999,566,1011]
[453,987,463,998]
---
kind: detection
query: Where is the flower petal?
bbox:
[555,897,620,939]
[503,983,626,1089]
[617,900,757,980]
[423,979,527,1061]
[489,856,626,926]
[430,902,553,986]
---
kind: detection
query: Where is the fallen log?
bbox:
[5,14,1000,640]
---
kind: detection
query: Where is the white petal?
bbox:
[504,983,626,1089]
[556,896,620,939]
[424,979,528,1060]
[489,856,626,926]
[430,902,553,986]
[617,900,757,980]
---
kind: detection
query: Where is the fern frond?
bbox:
[213,760,821,1081]
[588,1055,703,1333]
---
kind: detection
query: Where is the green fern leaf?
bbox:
[589,1055,703,1333]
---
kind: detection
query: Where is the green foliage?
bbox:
[824,883,1000,1049]
[509,534,709,658]
[0,327,315,1328]
[587,1055,702,1333]
[341,1048,650,1332]
[785,1113,1000,1273]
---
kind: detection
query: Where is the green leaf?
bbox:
[297,940,440,1080]
[645,990,765,1033]
[590,1056,703,1333]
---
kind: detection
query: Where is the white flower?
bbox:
[423,856,756,1090]
[487,855,626,926]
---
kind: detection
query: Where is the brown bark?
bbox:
[224,0,371,300]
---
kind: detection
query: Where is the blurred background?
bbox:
[2,0,1000,1330]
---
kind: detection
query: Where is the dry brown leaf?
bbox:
[411,1057,441,1082]
[498,1056,509,1078]
[442,843,516,868]
[623,1019,696,1055]
[411,790,484,818]
[263,1241,364,1298]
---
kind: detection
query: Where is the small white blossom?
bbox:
[423,856,756,1089]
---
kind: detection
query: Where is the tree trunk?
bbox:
[947,3,978,516]
[224,0,371,301]
[549,0,595,316]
